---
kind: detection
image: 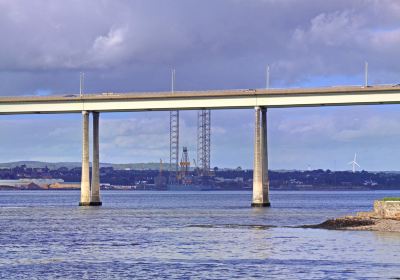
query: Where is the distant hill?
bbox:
[0,161,172,170]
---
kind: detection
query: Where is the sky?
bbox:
[1,0,400,171]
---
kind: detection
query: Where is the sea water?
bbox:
[0,190,400,279]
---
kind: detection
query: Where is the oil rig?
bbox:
[165,69,212,189]
[168,109,212,189]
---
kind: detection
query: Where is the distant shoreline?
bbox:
[1,188,400,191]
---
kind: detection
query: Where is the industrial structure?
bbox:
[168,69,212,185]
[169,69,179,182]
[197,109,211,177]
[168,109,212,186]
[179,146,191,184]
[169,110,179,182]
[2,85,400,206]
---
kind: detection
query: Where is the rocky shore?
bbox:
[303,199,400,233]
[303,216,400,232]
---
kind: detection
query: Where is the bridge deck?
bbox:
[0,85,399,102]
[0,85,399,114]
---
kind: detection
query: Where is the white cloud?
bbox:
[90,27,128,67]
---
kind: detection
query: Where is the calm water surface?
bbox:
[0,190,400,279]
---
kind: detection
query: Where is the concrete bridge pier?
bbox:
[79,111,102,206]
[251,106,271,207]
[79,111,91,206]
[90,112,102,206]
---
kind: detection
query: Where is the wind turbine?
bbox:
[348,153,360,173]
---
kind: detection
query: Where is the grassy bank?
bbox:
[383,197,400,201]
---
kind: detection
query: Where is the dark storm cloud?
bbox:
[1,0,400,94]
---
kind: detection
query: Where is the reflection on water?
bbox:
[0,190,400,279]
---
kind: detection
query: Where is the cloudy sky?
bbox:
[1,0,400,170]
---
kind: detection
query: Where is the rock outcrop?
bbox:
[304,199,400,232]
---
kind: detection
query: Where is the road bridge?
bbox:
[2,84,400,206]
[1,85,400,114]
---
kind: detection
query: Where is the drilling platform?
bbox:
[167,109,213,190]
